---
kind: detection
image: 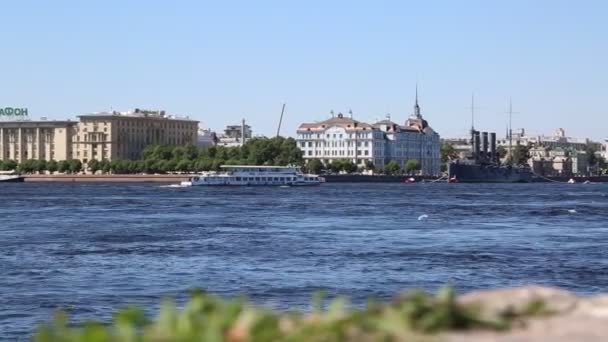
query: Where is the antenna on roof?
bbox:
[330,110,334,118]
[348,109,353,119]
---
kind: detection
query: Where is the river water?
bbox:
[1,182,608,339]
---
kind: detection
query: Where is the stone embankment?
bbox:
[24,174,190,183]
[446,286,608,341]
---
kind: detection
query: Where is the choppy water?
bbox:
[1,182,608,339]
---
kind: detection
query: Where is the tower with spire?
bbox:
[413,84,422,118]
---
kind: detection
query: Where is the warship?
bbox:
[448,129,532,183]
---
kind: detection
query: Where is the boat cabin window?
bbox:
[255,177,260,181]
[236,177,241,181]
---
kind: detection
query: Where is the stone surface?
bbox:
[445,285,608,342]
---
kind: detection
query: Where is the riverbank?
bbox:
[20,174,608,183]
[23,174,189,183]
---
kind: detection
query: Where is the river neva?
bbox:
[1,182,608,339]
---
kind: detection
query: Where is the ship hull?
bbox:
[448,163,532,183]
[0,176,24,183]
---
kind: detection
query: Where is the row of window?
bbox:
[306,150,370,156]
[299,133,374,139]
[300,141,371,148]
[234,177,295,182]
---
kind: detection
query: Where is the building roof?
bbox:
[0,120,76,127]
[297,113,374,132]
[78,109,198,122]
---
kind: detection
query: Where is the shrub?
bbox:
[34,288,525,342]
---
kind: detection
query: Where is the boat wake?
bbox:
[159,184,191,188]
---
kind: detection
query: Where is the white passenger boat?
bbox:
[0,174,24,183]
[181,165,325,187]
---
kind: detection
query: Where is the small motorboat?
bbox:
[405,177,416,183]
[567,178,576,184]
[448,175,459,183]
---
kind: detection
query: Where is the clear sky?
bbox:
[1,0,607,140]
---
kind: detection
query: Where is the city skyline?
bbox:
[1,0,607,140]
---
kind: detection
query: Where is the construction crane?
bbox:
[276,103,286,137]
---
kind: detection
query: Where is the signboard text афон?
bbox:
[0,107,29,116]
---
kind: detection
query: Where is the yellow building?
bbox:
[1,109,199,164]
[74,109,199,162]
[0,120,77,162]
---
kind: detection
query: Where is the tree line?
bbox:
[305,158,421,175]
[0,137,304,175]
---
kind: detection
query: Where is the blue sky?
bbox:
[1,0,606,140]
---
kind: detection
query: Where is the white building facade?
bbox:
[296,97,441,175]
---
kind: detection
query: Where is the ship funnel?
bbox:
[490,132,497,163]
[473,130,481,160]
[482,132,489,161]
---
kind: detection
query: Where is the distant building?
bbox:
[217,119,252,147]
[528,146,589,176]
[497,128,600,151]
[603,138,608,159]
[0,120,77,162]
[75,109,198,161]
[441,137,471,159]
[296,92,441,175]
[197,128,217,148]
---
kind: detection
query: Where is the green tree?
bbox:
[165,160,178,173]
[585,144,598,168]
[496,145,507,160]
[385,160,401,175]
[440,142,458,163]
[18,160,35,174]
[155,160,169,174]
[194,159,213,172]
[211,159,223,172]
[68,159,83,174]
[405,159,421,175]
[328,160,342,173]
[342,160,357,173]
[306,159,324,174]
[2,160,17,171]
[176,159,192,172]
[58,160,69,173]
[172,146,187,160]
[47,160,58,174]
[110,160,129,174]
[88,159,100,174]
[143,159,158,174]
[364,160,375,171]
[184,144,199,160]
[100,160,111,174]
[34,159,47,174]
[511,144,530,165]
[131,160,144,174]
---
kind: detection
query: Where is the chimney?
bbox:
[482,132,489,160]
[490,132,497,163]
[473,130,481,160]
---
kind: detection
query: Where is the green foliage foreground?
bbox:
[34,288,545,342]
